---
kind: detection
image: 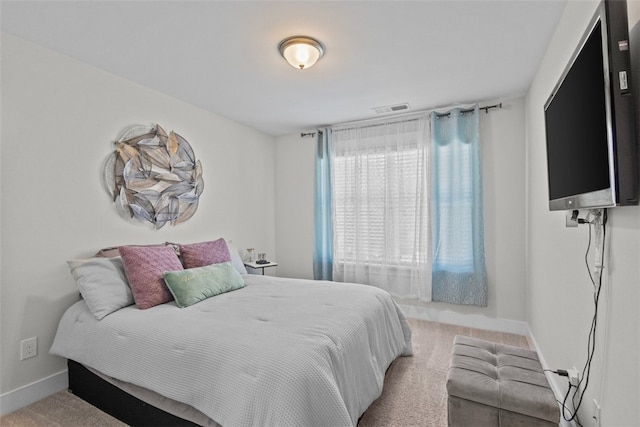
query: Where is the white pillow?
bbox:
[67,257,134,319]
[225,240,248,274]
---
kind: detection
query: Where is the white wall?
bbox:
[525,1,640,425]
[0,34,276,402]
[275,97,529,325]
[274,133,315,280]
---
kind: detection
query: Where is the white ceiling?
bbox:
[1,0,567,136]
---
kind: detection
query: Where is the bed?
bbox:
[51,270,413,427]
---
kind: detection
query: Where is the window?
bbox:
[315,108,486,305]
[329,114,431,298]
[333,147,427,267]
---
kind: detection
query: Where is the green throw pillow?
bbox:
[163,262,245,308]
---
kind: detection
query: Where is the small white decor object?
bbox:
[104,124,204,229]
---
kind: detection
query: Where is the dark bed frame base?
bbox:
[67,359,198,427]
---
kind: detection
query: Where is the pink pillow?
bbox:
[178,239,231,269]
[118,245,183,309]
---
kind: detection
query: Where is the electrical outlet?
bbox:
[568,367,580,387]
[20,337,37,360]
[592,399,601,427]
[566,210,579,227]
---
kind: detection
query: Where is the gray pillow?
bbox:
[67,257,134,319]
[226,240,248,274]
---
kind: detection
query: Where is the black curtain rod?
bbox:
[300,132,319,138]
[435,102,503,119]
[300,102,503,137]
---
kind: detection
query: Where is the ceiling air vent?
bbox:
[373,103,410,114]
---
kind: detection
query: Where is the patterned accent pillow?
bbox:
[163,262,245,308]
[178,238,231,269]
[96,243,179,258]
[118,245,183,309]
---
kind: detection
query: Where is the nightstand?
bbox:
[244,261,278,275]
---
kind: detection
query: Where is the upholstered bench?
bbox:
[446,335,560,426]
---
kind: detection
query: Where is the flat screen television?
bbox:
[544,0,638,211]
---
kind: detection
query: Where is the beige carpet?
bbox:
[358,318,529,426]
[1,319,528,427]
[0,388,126,427]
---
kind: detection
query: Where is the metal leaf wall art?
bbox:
[104,124,204,229]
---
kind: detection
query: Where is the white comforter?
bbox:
[51,274,413,427]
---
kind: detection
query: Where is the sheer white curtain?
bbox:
[330,113,431,300]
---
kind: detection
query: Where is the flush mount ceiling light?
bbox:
[278,36,325,70]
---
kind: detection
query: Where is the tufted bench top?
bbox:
[447,335,560,426]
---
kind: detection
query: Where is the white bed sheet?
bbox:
[51,274,412,427]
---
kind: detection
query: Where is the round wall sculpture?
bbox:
[104,124,204,229]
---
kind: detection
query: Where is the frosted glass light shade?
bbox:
[278,36,324,70]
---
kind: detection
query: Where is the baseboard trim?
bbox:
[0,369,68,416]
[526,324,578,427]
[401,305,576,426]
[399,303,529,336]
